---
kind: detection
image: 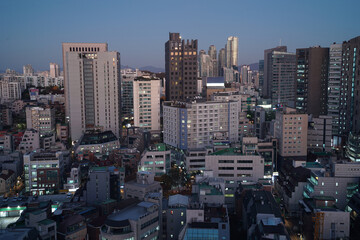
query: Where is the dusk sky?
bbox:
[1,0,360,72]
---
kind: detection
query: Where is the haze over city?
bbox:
[1,0,360,71]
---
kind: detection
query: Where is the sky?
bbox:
[1,0,360,72]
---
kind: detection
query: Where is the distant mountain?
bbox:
[249,62,259,71]
[139,66,164,73]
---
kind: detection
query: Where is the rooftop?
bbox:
[77,130,118,146]
[210,148,243,156]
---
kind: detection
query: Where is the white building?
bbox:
[0,81,22,103]
[18,129,40,153]
[62,43,121,141]
[275,107,308,157]
[49,63,60,78]
[163,100,239,150]
[139,144,171,176]
[205,148,264,183]
[26,106,55,135]
[133,76,161,131]
[23,64,34,76]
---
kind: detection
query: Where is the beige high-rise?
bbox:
[62,43,121,141]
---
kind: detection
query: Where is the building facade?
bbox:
[62,43,121,141]
[165,33,198,101]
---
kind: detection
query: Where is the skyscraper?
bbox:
[258,60,264,95]
[218,48,226,76]
[271,51,296,106]
[295,46,329,117]
[62,43,121,141]
[263,46,287,98]
[49,62,60,78]
[208,45,218,77]
[339,36,360,135]
[165,33,198,101]
[327,43,342,136]
[225,36,238,68]
[133,76,161,131]
[198,50,212,77]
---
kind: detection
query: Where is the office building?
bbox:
[295,46,329,117]
[121,74,135,119]
[271,51,296,106]
[86,166,123,204]
[258,60,264,95]
[26,106,55,136]
[139,144,171,176]
[225,36,238,68]
[339,36,360,135]
[62,43,121,141]
[49,62,60,78]
[346,132,360,162]
[165,33,198,101]
[300,197,350,240]
[163,100,239,150]
[307,115,332,152]
[124,171,162,200]
[0,104,12,129]
[205,147,264,183]
[198,50,213,77]
[263,46,287,98]
[24,151,68,195]
[275,107,308,157]
[133,76,161,131]
[327,43,342,136]
[18,129,40,153]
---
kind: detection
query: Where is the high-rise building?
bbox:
[23,64,34,76]
[339,36,360,135]
[62,43,121,141]
[295,46,329,117]
[258,60,264,95]
[271,51,296,106]
[165,33,198,101]
[240,65,251,85]
[208,45,218,77]
[263,46,287,98]
[225,36,238,68]
[275,107,308,157]
[133,76,161,131]
[198,50,213,77]
[218,48,226,76]
[163,100,239,150]
[327,43,343,136]
[49,63,60,78]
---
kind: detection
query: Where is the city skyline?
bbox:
[1,0,360,71]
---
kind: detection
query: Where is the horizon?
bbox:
[1,0,360,72]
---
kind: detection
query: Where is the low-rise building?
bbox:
[125,171,162,201]
[0,169,16,194]
[26,106,55,135]
[101,201,160,240]
[58,214,87,240]
[138,144,171,176]
[300,197,350,240]
[24,151,68,195]
[74,130,120,155]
